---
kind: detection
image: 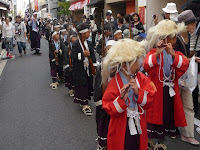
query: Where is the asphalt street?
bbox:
[0,38,199,150]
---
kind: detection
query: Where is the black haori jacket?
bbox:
[71,39,96,87]
[49,40,66,69]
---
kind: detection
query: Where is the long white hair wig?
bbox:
[102,39,146,85]
[147,19,186,50]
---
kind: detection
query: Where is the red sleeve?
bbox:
[135,72,157,109]
[143,49,159,76]
[102,77,128,117]
[172,51,189,79]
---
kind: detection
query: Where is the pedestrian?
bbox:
[132,13,145,36]
[30,12,41,55]
[143,20,189,149]
[2,17,15,58]
[15,15,27,57]
[71,23,96,116]
[49,31,66,89]
[94,40,116,150]
[102,39,157,150]
[154,3,179,25]
[176,10,199,145]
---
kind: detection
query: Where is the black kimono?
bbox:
[49,40,66,82]
[71,39,96,105]
[93,64,110,147]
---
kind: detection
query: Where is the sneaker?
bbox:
[181,136,199,145]
[9,54,13,59]
[197,127,200,135]
[19,53,22,57]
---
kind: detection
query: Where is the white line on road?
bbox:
[0,49,7,77]
[194,118,200,127]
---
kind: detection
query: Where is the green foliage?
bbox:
[57,0,71,16]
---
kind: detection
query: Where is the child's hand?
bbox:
[166,43,175,57]
[120,84,130,101]
[156,40,165,57]
[129,78,139,95]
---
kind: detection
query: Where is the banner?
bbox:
[138,6,145,24]
[34,0,38,11]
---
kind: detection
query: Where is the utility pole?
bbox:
[29,0,31,16]
[48,0,51,16]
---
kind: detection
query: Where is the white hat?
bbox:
[162,3,178,14]
[107,10,112,14]
[33,12,38,15]
[106,40,116,47]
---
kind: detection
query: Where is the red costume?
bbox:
[102,72,156,150]
[143,48,189,127]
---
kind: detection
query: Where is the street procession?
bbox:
[0,0,200,150]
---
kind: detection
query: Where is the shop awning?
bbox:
[69,0,89,11]
[87,0,103,6]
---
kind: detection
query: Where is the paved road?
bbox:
[0,38,199,150]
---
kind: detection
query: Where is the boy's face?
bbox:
[71,36,78,43]
[82,30,90,39]
[54,34,60,40]
[166,35,177,48]
[187,22,196,33]
[54,27,60,32]
[114,32,122,41]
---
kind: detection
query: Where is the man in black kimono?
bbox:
[71,23,96,116]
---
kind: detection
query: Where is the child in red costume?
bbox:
[102,39,157,150]
[143,20,189,149]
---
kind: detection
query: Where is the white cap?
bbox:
[162,3,178,14]
[33,12,38,15]
[106,40,116,47]
[107,10,112,14]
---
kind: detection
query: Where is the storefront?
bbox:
[69,0,90,21]
[87,0,104,28]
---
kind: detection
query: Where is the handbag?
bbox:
[177,35,198,92]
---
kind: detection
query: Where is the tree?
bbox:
[57,0,71,16]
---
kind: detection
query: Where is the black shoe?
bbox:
[33,51,37,55]
[37,52,42,55]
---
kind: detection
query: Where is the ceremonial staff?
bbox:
[129,16,132,39]
[72,21,96,76]
[67,19,72,70]
[101,11,106,94]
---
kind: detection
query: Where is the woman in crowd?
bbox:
[176,10,199,145]
[2,17,15,59]
[132,13,145,35]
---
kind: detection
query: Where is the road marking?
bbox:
[195,118,200,127]
[0,50,7,77]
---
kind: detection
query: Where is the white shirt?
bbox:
[2,22,15,38]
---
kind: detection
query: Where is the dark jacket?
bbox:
[71,39,96,86]
[49,40,66,69]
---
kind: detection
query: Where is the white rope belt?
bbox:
[163,81,176,97]
[127,108,142,135]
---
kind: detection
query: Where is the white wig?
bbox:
[147,19,186,50]
[102,39,147,85]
